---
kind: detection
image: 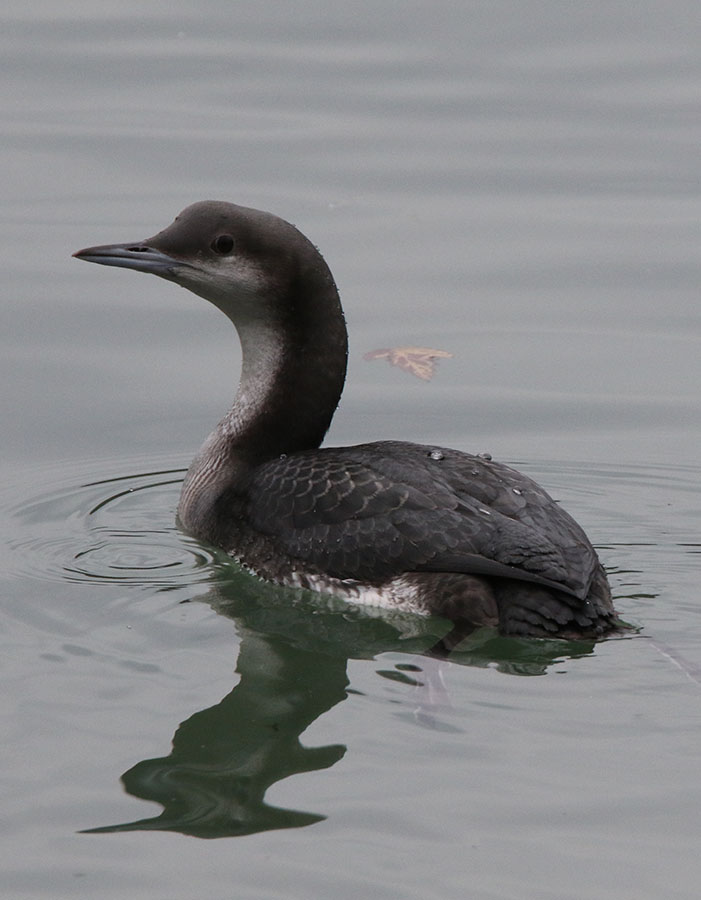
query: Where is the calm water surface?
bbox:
[2,1,700,898]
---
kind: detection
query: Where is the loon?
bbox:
[74,201,621,638]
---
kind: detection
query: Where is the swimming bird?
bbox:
[74,201,621,638]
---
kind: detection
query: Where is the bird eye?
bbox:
[211,234,235,255]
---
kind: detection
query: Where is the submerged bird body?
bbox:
[74,201,620,637]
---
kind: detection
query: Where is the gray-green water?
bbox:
[2,1,700,897]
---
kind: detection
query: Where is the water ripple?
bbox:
[5,457,218,588]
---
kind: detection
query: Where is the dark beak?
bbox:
[72,242,183,276]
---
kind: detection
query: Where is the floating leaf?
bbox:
[363,346,453,381]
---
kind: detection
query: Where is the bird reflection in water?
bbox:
[82,571,599,839]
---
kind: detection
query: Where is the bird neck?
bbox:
[178,269,348,532]
[222,300,348,461]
